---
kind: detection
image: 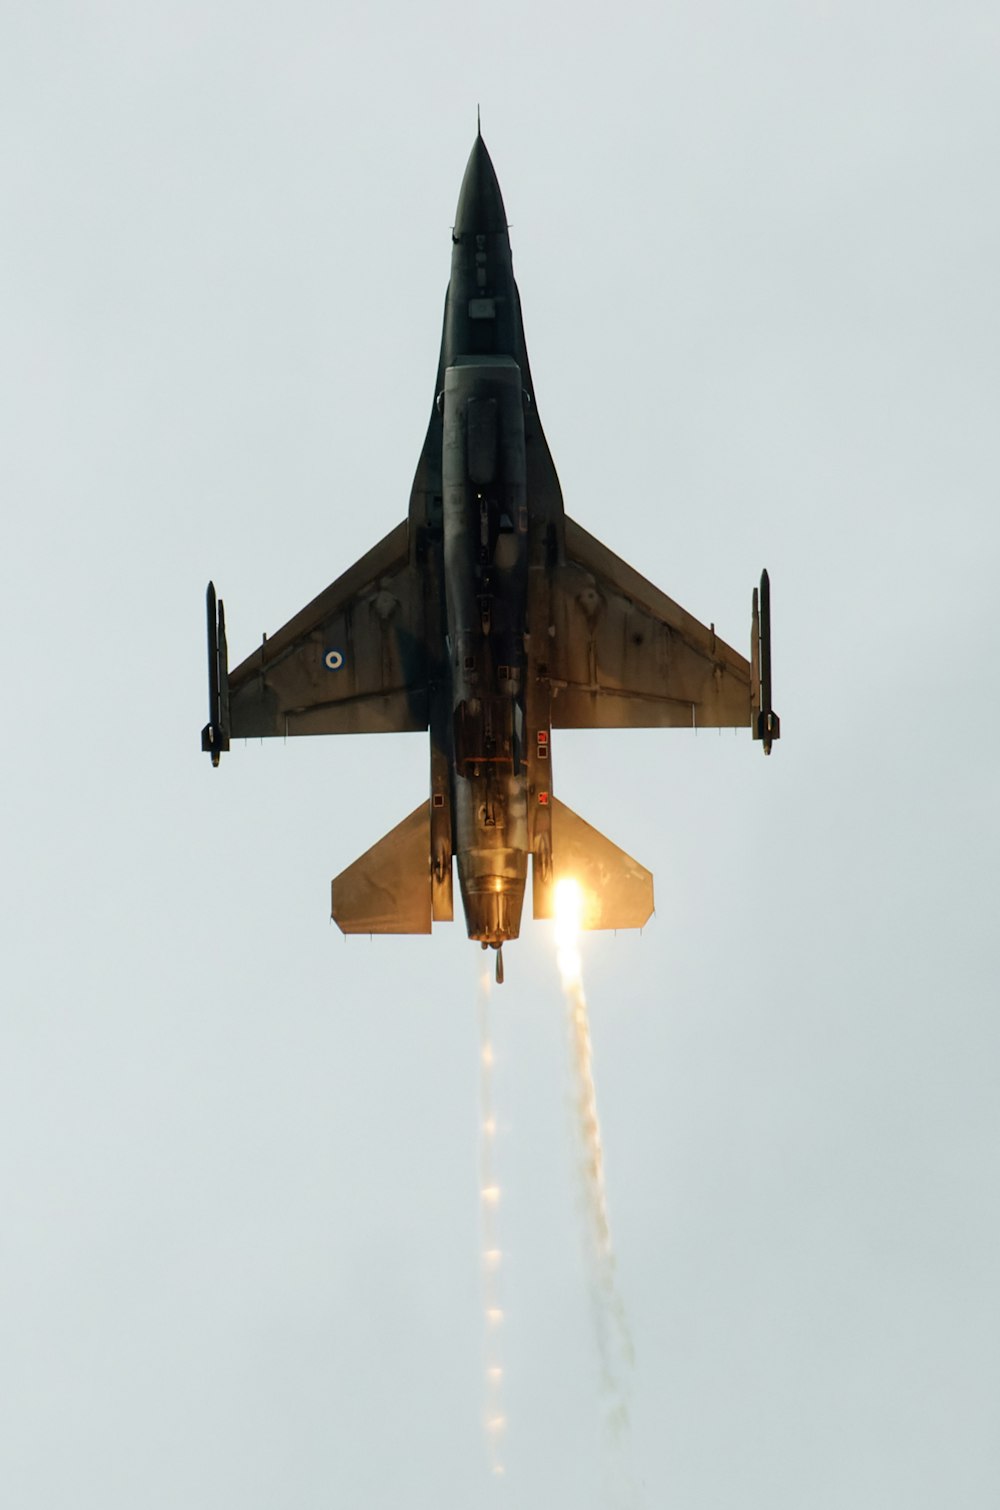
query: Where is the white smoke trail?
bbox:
[477,962,506,1479]
[555,881,637,1503]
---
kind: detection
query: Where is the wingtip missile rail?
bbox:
[751,569,780,756]
[201,581,230,768]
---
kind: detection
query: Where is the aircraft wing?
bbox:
[547,517,753,731]
[220,521,429,741]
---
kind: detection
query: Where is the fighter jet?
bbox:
[202,131,779,983]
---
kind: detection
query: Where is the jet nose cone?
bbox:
[454,134,509,237]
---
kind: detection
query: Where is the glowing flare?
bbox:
[486,1308,504,1325]
[483,1248,502,1269]
[554,877,584,983]
[555,876,583,937]
[481,1184,500,1205]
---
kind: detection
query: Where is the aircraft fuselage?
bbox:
[434,139,542,949]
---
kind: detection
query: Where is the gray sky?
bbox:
[2,2,998,1506]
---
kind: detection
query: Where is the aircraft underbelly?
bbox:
[442,356,530,943]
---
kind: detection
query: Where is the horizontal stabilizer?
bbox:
[332,803,432,935]
[533,798,653,931]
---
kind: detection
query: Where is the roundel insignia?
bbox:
[324,649,345,671]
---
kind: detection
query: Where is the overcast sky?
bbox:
[2,3,998,1507]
